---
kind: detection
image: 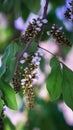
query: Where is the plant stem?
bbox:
[38,45,67,67]
[38,45,57,58]
[18,37,34,60]
[43,0,49,19]
[38,0,49,42]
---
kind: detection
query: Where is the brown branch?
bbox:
[18,38,34,60]
[38,0,49,42]
[42,0,49,19]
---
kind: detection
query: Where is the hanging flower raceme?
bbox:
[12,67,22,93]
[47,24,72,47]
[20,17,48,44]
[12,48,44,109]
[64,0,73,22]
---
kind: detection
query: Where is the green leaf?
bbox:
[62,65,73,110]
[4,117,15,130]
[0,42,19,82]
[3,57,17,82]
[0,45,9,78]
[22,3,30,20]
[0,98,3,113]
[50,0,65,9]
[0,41,25,82]
[0,80,18,110]
[14,0,21,18]
[46,58,62,101]
[23,0,40,13]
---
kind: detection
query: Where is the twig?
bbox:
[43,0,49,19]
[38,45,69,68]
[38,45,57,58]
[18,38,34,60]
[38,0,49,42]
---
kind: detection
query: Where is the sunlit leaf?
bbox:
[0,80,18,110]
[0,42,18,82]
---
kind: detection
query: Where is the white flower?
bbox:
[21,79,26,83]
[37,21,43,27]
[33,69,39,74]
[36,28,41,31]
[36,61,40,65]
[35,52,38,56]
[52,25,55,29]
[55,32,58,35]
[47,31,50,36]
[42,19,48,24]
[59,26,63,31]
[33,73,40,81]
[20,60,25,64]
[71,15,73,19]
[37,48,44,56]
[66,0,72,8]
[23,52,28,58]
[32,56,41,66]
[28,74,32,79]
[21,82,25,86]
[56,30,60,33]
[32,56,41,63]
[36,20,41,25]
[35,75,39,80]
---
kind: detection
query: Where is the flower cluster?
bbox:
[21,17,48,44]
[64,0,73,22]
[20,48,43,108]
[47,24,72,47]
[12,48,44,108]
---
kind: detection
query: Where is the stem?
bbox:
[43,0,49,19]
[18,38,34,60]
[38,0,49,42]
[38,45,67,67]
[38,45,57,58]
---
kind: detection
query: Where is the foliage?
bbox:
[62,65,73,110]
[46,58,62,101]
[0,80,17,110]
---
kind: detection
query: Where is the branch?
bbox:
[42,0,49,19]
[18,38,34,60]
[38,45,57,58]
[38,45,68,68]
[38,0,49,42]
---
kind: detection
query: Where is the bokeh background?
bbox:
[0,0,73,130]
